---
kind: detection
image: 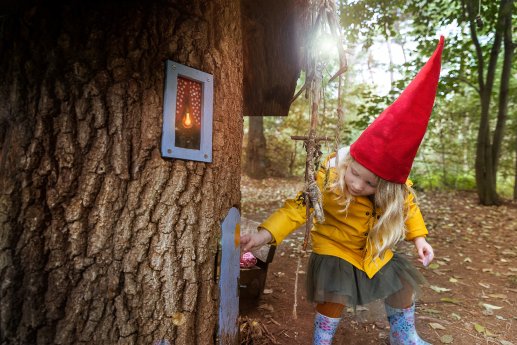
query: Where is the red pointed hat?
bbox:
[350,36,444,184]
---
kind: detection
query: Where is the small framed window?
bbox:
[161,60,213,162]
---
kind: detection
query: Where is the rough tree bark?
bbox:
[0,1,243,344]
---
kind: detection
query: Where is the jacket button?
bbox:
[366,212,370,216]
[365,232,369,236]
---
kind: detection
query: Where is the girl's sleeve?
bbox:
[259,153,333,245]
[404,186,429,240]
[259,192,308,245]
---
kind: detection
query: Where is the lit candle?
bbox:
[182,97,193,129]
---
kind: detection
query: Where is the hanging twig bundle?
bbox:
[290,0,348,319]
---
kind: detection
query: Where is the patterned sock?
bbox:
[313,311,341,345]
[385,303,430,345]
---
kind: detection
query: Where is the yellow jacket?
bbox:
[260,153,428,278]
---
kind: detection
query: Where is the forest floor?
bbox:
[238,175,517,345]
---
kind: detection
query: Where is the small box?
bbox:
[239,245,276,299]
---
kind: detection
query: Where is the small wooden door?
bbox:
[218,207,240,344]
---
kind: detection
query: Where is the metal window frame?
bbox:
[161,60,213,162]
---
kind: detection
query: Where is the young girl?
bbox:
[241,37,444,345]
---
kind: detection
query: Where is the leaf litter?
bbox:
[240,178,517,344]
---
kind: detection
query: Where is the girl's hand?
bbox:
[241,229,273,252]
[413,237,434,266]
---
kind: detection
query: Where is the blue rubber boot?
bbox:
[313,312,341,345]
[385,303,430,345]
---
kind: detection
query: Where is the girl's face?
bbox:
[344,160,378,197]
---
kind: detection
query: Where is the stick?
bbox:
[292,254,302,320]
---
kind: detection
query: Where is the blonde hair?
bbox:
[331,152,414,260]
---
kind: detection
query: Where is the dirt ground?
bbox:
[238,176,517,345]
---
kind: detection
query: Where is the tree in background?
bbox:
[243,0,515,203]
[340,0,516,204]
[408,0,515,205]
[245,117,268,178]
[465,0,514,205]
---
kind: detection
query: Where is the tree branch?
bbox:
[463,0,485,92]
[455,76,480,94]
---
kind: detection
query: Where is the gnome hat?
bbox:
[350,36,444,184]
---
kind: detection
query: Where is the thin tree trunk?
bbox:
[440,127,447,186]
[245,116,268,179]
[0,1,243,344]
[289,141,297,176]
[514,141,517,201]
[466,0,504,205]
[385,34,394,90]
[492,0,513,173]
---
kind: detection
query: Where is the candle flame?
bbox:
[182,111,193,128]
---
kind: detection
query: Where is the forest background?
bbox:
[243,0,516,205]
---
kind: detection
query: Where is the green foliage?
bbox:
[411,170,477,191]
[338,0,517,196]
[245,0,516,197]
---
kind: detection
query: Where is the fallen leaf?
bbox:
[263,289,273,295]
[346,306,368,313]
[441,297,462,305]
[481,303,503,310]
[429,322,446,330]
[430,285,451,293]
[488,294,507,299]
[440,335,454,344]
[451,313,461,320]
[449,277,458,283]
[474,323,485,333]
[499,340,514,345]
[474,323,495,336]
[479,282,490,288]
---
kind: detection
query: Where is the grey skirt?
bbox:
[306,253,426,308]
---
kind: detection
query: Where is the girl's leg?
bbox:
[384,279,430,345]
[316,302,345,318]
[313,302,344,345]
[385,276,414,309]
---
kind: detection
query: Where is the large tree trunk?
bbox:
[0,1,243,344]
[245,116,268,179]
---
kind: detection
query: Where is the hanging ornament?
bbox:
[476,0,483,28]
[475,14,483,29]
